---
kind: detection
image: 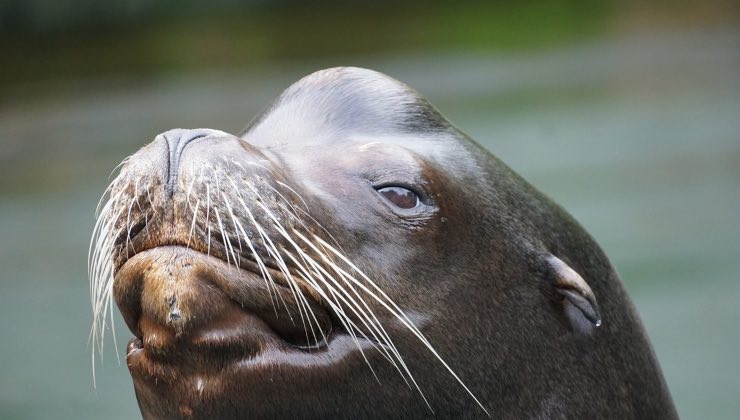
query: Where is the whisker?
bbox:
[224,176,244,258]
[290,245,405,372]
[230,214,282,315]
[186,199,201,249]
[282,247,394,379]
[205,182,212,256]
[226,182,288,315]
[213,207,232,267]
[237,187,403,374]
[310,234,488,415]
[95,172,124,218]
[292,231,434,409]
[185,161,200,208]
[125,187,138,259]
[274,181,309,212]
[238,180,409,375]
[231,182,324,349]
[88,153,487,415]
[88,183,126,387]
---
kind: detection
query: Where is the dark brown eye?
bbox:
[377,186,419,209]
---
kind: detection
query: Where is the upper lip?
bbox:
[114,234,337,355]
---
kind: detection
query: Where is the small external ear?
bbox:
[546,255,602,333]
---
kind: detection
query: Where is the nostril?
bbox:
[167,295,182,322]
[159,128,213,198]
[169,311,181,322]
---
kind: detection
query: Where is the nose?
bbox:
[158,128,217,198]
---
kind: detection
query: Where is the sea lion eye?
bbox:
[377,186,420,209]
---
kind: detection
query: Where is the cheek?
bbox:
[315,193,417,269]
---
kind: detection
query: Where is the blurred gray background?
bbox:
[1,1,739,418]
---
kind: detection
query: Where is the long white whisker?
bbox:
[282,247,396,381]
[124,191,137,259]
[263,181,342,253]
[185,162,200,207]
[292,231,435,409]
[205,182,212,256]
[274,181,309,212]
[145,184,158,219]
[226,183,289,315]
[213,207,234,267]
[89,153,489,415]
[95,172,124,218]
[280,248,377,361]
[230,179,324,349]
[238,185,403,374]
[217,194,242,267]
[309,234,489,415]
[290,246,406,373]
[238,181,407,375]
[88,183,126,387]
[187,199,201,249]
[230,215,282,314]
[223,177,244,258]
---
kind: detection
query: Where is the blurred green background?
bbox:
[1,1,739,418]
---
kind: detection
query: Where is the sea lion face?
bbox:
[90,68,675,418]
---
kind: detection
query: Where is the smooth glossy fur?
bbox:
[90,67,677,418]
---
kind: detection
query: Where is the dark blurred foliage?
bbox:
[0,0,604,36]
[0,0,612,95]
[0,0,260,34]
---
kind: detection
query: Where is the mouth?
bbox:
[113,239,352,379]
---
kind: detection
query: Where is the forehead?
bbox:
[241,67,487,183]
[244,68,449,144]
[348,133,471,168]
[254,131,480,194]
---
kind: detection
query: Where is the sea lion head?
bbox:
[90,67,675,418]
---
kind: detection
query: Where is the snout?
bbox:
[107,129,333,365]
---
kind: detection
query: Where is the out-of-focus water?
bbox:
[1,29,738,419]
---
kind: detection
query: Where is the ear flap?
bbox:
[546,255,602,334]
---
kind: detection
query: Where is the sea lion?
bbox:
[89,67,677,418]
